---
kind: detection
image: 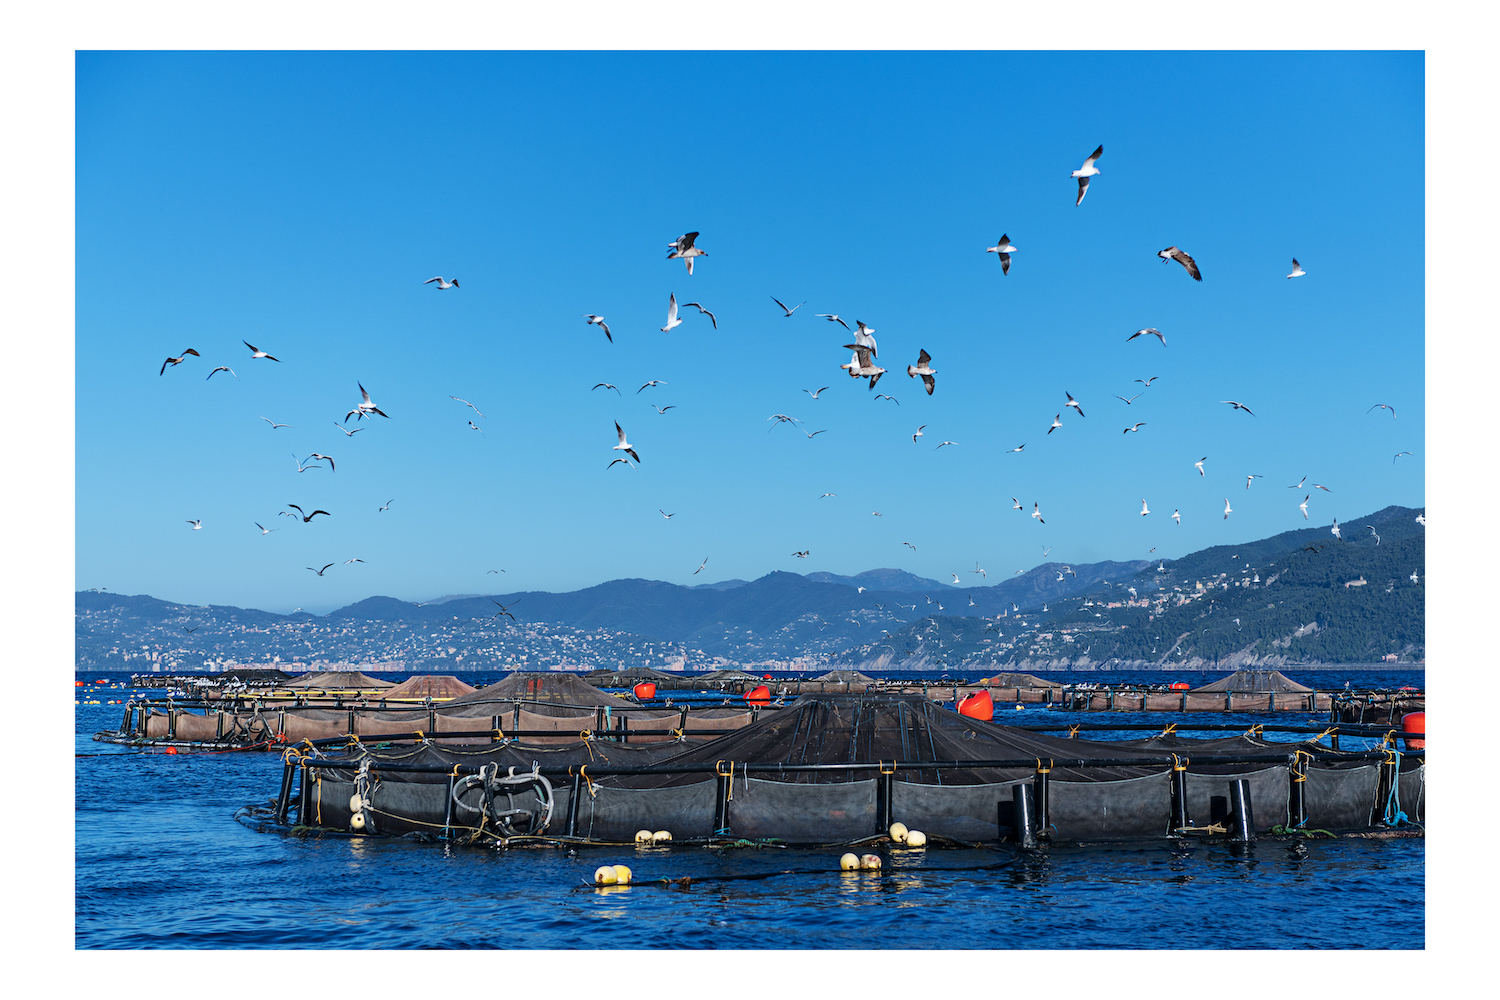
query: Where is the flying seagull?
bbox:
[1393,451,1414,464]
[911,424,926,444]
[307,563,335,576]
[1007,443,1025,453]
[344,558,364,564]
[661,293,683,332]
[841,343,886,389]
[951,573,961,585]
[159,348,200,375]
[816,313,852,331]
[1367,403,1396,419]
[903,542,917,551]
[637,380,667,393]
[936,440,958,449]
[491,599,519,621]
[244,341,281,362]
[308,452,336,472]
[1136,376,1160,386]
[666,232,705,274]
[424,277,459,289]
[332,422,363,437]
[1048,415,1063,434]
[260,416,291,430]
[1331,518,1342,540]
[613,421,641,463]
[1367,525,1381,545]
[1172,509,1181,525]
[187,519,202,530]
[1245,474,1261,489]
[1071,144,1103,206]
[1223,498,1233,520]
[255,522,276,534]
[1126,328,1166,345]
[486,569,504,574]
[206,366,237,380]
[819,493,837,499]
[593,382,621,395]
[1314,484,1333,493]
[1288,475,1307,489]
[1115,393,1143,404]
[772,297,806,317]
[1012,498,1023,510]
[683,302,717,329]
[985,234,1017,274]
[659,510,674,519]
[378,500,393,512]
[1287,258,1306,279]
[803,387,830,398]
[1158,246,1202,281]
[1140,499,1150,516]
[449,396,484,417]
[287,504,331,523]
[292,454,322,473]
[974,562,986,578]
[1065,391,1085,417]
[907,349,937,395]
[1221,400,1255,415]
[1299,495,1310,519]
[584,314,612,343]
[650,404,675,415]
[346,382,389,422]
[874,394,899,405]
[1124,422,1147,434]
[791,550,810,559]
[1032,503,1045,524]
[694,557,709,575]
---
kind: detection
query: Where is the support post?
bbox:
[1229,779,1255,842]
[444,773,456,840]
[566,772,582,837]
[1171,762,1189,832]
[877,770,893,833]
[275,760,296,824]
[1289,757,1307,830]
[1033,762,1051,839]
[1013,783,1038,848]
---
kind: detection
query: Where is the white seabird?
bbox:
[159,348,200,375]
[1127,328,1166,345]
[1172,509,1181,525]
[1140,499,1150,516]
[424,277,459,289]
[1287,258,1306,279]
[1048,414,1063,434]
[661,293,682,332]
[243,341,281,362]
[772,297,805,317]
[683,301,717,329]
[1065,391,1085,417]
[907,349,936,395]
[1071,144,1103,206]
[816,313,852,331]
[584,315,612,343]
[666,232,705,274]
[1223,498,1233,520]
[985,234,1017,274]
[612,421,641,463]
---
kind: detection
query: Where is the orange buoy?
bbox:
[957,689,993,722]
[1169,682,1190,691]
[164,747,179,755]
[75,680,84,687]
[745,684,771,704]
[633,682,656,701]
[1401,711,1425,751]
[763,674,773,680]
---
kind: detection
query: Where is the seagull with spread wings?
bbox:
[244,341,281,362]
[287,504,331,523]
[612,422,641,463]
[772,296,805,317]
[424,276,459,289]
[307,563,335,576]
[346,383,389,422]
[985,234,1017,274]
[1158,246,1202,281]
[1221,400,1255,415]
[660,293,683,332]
[1065,391,1085,418]
[1287,258,1306,279]
[584,314,612,343]
[907,349,937,395]
[206,366,237,380]
[450,396,484,417]
[816,313,852,331]
[666,232,705,274]
[159,348,200,375]
[1071,144,1103,205]
[1127,328,1166,345]
[682,301,717,329]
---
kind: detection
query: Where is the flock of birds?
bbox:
[154,142,1420,602]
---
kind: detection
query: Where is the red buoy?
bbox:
[1401,711,1425,751]
[745,685,771,705]
[957,689,994,722]
[763,674,773,680]
[1169,682,1190,691]
[632,682,656,701]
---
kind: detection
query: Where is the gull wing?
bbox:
[1076,175,1090,206]
[998,251,1011,275]
[615,421,627,445]
[920,373,935,395]
[1172,248,1202,280]
[1083,144,1103,169]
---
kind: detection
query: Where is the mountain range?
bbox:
[76,505,1423,670]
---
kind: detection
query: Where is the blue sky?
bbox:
[73,50,1425,613]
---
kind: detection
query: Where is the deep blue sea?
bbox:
[75,669,1424,951]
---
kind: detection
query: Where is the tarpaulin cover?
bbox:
[1191,670,1315,693]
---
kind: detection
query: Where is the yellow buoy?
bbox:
[905,830,927,847]
[635,830,654,843]
[889,822,909,843]
[349,795,364,813]
[861,854,882,870]
[612,864,633,885]
[350,812,365,831]
[652,830,672,843]
[839,852,860,870]
[594,865,618,885]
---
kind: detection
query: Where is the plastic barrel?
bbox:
[957,689,994,722]
[632,682,656,701]
[1401,711,1425,751]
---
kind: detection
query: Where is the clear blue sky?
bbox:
[74,50,1424,613]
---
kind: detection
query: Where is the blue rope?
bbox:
[1383,750,1409,827]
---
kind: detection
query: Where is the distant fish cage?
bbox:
[239,693,1424,848]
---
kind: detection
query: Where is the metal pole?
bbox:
[1229,779,1255,842]
[1033,763,1050,839]
[1171,763,1189,831]
[1013,783,1038,848]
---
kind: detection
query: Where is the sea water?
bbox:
[74,670,1423,950]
